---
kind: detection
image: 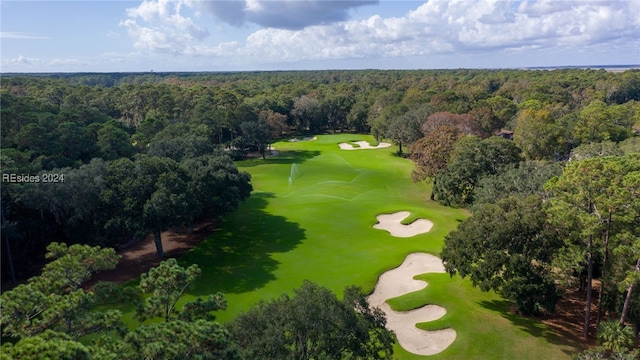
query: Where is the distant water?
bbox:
[520,64,639,72]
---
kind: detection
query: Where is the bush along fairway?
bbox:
[173,134,578,359]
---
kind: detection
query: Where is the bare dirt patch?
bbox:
[539,287,598,349]
[86,219,219,287]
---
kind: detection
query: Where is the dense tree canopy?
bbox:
[514,106,564,160]
[180,155,252,231]
[409,126,462,200]
[546,155,640,338]
[432,135,522,206]
[0,243,121,339]
[442,196,561,315]
[125,320,240,360]
[0,246,242,360]
[471,161,563,208]
[101,156,194,257]
[1,330,92,360]
[227,281,394,360]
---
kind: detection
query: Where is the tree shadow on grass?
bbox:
[237,150,321,167]
[181,192,306,295]
[478,299,585,356]
[388,151,407,159]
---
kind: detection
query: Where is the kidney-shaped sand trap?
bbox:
[338,140,391,150]
[367,253,456,355]
[374,211,433,237]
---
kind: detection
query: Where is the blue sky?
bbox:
[1,0,639,72]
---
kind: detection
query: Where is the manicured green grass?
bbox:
[177,135,463,315]
[387,273,581,359]
[137,134,578,359]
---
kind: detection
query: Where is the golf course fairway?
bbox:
[175,134,579,359]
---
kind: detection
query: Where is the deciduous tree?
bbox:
[472,161,563,208]
[442,196,561,315]
[421,111,481,136]
[147,123,216,161]
[514,107,564,160]
[570,141,624,161]
[227,281,394,360]
[240,119,271,159]
[573,100,633,145]
[409,126,462,200]
[259,109,289,140]
[180,154,252,232]
[433,135,522,206]
[101,156,197,257]
[96,123,134,160]
[56,121,94,162]
[385,107,425,155]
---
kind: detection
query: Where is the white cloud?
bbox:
[241,0,639,62]
[6,55,43,65]
[121,0,209,53]
[5,56,88,68]
[3,53,130,72]
[0,32,49,40]
[119,0,640,67]
[50,58,89,67]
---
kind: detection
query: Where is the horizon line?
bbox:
[2,64,639,76]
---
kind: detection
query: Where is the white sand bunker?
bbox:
[368,253,457,356]
[289,136,317,142]
[339,140,391,150]
[374,211,434,237]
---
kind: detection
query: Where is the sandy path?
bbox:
[339,141,391,150]
[373,211,434,237]
[368,253,457,356]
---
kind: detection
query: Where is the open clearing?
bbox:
[122,134,580,359]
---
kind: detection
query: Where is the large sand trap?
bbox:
[368,253,457,356]
[374,211,434,237]
[339,140,392,150]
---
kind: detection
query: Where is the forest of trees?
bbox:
[1,69,640,358]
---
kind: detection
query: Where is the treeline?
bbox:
[1,149,252,284]
[403,100,640,356]
[3,69,639,164]
[1,68,639,283]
